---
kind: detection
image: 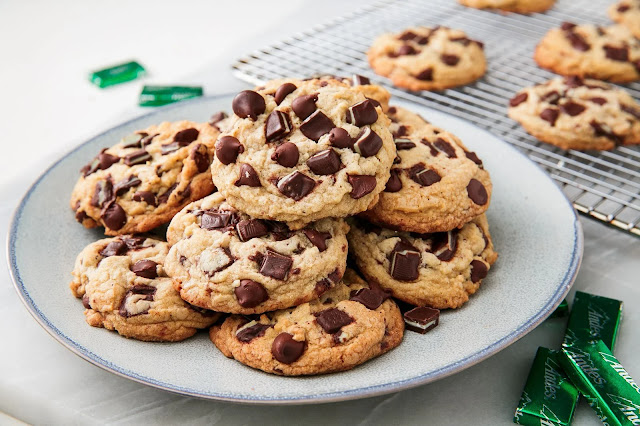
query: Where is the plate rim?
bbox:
[6,94,583,405]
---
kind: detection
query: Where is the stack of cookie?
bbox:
[69,76,497,376]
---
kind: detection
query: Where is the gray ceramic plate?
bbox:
[8,95,582,404]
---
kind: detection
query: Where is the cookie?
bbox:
[609,1,640,39]
[534,23,640,83]
[458,0,554,13]
[508,76,640,150]
[164,193,349,314]
[70,236,218,341]
[210,77,396,229]
[209,269,404,376]
[367,26,486,91]
[348,215,498,309]
[71,121,219,236]
[360,109,492,233]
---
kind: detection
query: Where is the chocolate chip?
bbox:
[603,45,629,62]
[122,133,144,148]
[274,82,297,105]
[75,209,88,223]
[234,279,268,308]
[395,138,416,150]
[415,68,433,81]
[160,142,180,155]
[509,92,528,107]
[561,22,577,31]
[157,183,177,204]
[390,241,421,281]
[470,259,488,282]
[396,44,418,56]
[465,151,483,167]
[268,143,298,168]
[201,211,234,230]
[561,101,586,116]
[441,54,460,66]
[346,99,378,127]
[352,74,370,85]
[271,333,305,364]
[467,178,488,205]
[541,91,561,105]
[277,171,316,200]
[266,221,292,241]
[540,108,559,126]
[432,230,458,261]
[393,125,409,138]
[101,202,126,230]
[122,236,147,250]
[434,138,457,158]
[291,93,318,120]
[235,163,261,187]
[618,4,630,12]
[350,287,388,310]
[399,31,417,41]
[215,136,244,165]
[232,90,266,120]
[132,191,157,206]
[408,164,441,187]
[237,322,272,342]
[385,169,403,192]
[91,179,114,208]
[348,175,377,199]
[100,240,128,257]
[404,306,439,334]
[300,110,334,141]
[259,250,293,280]
[622,104,640,119]
[114,175,141,196]
[307,149,342,175]
[265,110,292,142]
[589,97,607,106]
[354,128,383,157]
[565,31,590,51]
[174,128,199,145]
[131,260,158,279]
[82,294,91,309]
[564,76,584,88]
[236,219,269,241]
[124,149,151,166]
[302,228,331,252]
[329,127,354,149]
[421,140,439,156]
[190,144,211,173]
[315,308,353,334]
[209,111,227,128]
[119,284,156,317]
[81,150,120,176]
[328,268,342,283]
[590,120,621,144]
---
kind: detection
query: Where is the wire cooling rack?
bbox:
[232,0,640,237]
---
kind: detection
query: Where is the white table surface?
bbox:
[1,1,638,424]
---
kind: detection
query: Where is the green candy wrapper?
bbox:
[563,291,622,352]
[550,299,569,318]
[560,340,640,426]
[139,85,203,107]
[514,347,579,426]
[89,61,146,88]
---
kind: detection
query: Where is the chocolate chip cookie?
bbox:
[610,1,640,39]
[71,121,218,235]
[367,27,486,91]
[164,193,349,314]
[348,215,498,309]
[70,236,218,341]
[508,76,640,150]
[211,78,396,229]
[209,269,404,376]
[534,23,640,83]
[360,110,492,233]
[458,0,555,13]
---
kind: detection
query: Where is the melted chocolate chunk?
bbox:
[130,260,158,279]
[467,178,488,205]
[174,128,199,145]
[603,45,629,62]
[541,90,561,105]
[271,333,305,364]
[560,101,586,116]
[385,169,403,192]
[302,228,331,252]
[329,127,354,149]
[236,219,269,241]
[509,92,528,107]
[421,139,439,156]
[565,31,590,52]
[470,259,488,283]
[348,175,377,199]
[265,110,292,142]
[408,164,441,187]
[234,280,269,308]
[119,284,156,318]
[465,151,483,168]
[540,108,560,126]
[416,68,433,81]
[259,250,293,280]
[100,240,128,257]
[441,54,460,66]
[434,138,457,158]
[291,93,318,120]
[191,144,211,173]
[91,178,114,208]
[114,175,141,196]
[232,90,266,120]
[277,171,316,200]
[122,236,147,250]
[307,149,342,175]
[354,127,383,157]
[588,97,607,106]
[101,202,127,230]
[82,294,91,309]
[215,136,244,165]
[236,322,272,342]
[315,308,353,334]
[81,150,120,177]
[266,220,292,241]
[346,99,378,126]
[564,76,584,88]
[396,44,418,56]
[271,142,299,167]
[300,110,334,141]
[132,191,157,206]
[618,4,630,12]
[399,30,417,41]
[404,306,439,334]
[274,82,297,105]
[235,163,261,187]
[590,120,621,144]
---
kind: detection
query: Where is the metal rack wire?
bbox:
[232,0,640,237]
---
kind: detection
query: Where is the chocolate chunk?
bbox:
[467,178,488,205]
[130,260,158,279]
[564,76,584,88]
[91,179,114,208]
[328,269,342,283]
[450,36,471,46]
[118,284,156,317]
[408,164,441,187]
[622,104,640,119]
[399,30,417,41]
[352,74,370,85]
[346,99,378,126]
[390,242,421,281]
[234,279,268,308]
[114,175,141,196]
[302,228,331,252]
[124,149,151,166]
[265,110,292,142]
[271,142,299,167]
[232,90,266,120]
[160,142,180,155]
[603,45,629,62]
[307,149,342,175]
[235,163,261,187]
[470,259,488,282]
[81,150,120,176]
[561,22,577,31]
[441,54,460,66]
[354,128,383,157]
[465,151,483,167]
[277,171,316,200]
[416,68,433,81]
[82,294,91,309]
[434,138,457,158]
[509,92,528,107]
[541,90,561,105]
[100,240,128,257]
[236,219,269,241]
[209,111,227,128]
[236,322,272,342]
[560,101,586,116]
[315,308,353,334]
[122,133,144,148]
[174,128,199,145]
[432,230,458,261]
[132,191,157,206]
[348,175,377,199]
[404,306,439,334]
[590,120,621,144]
[259,250,293,280]
[350,287,388,310]
[191,144,211,173]
[274,82,297,105]
[201,211,234,230]
[271,333,305,364]
[75,209,88,223]
[266,221,292,241]
[329,127,354,149]
[421,139,439,156]
[122,236,147,250]
[540,108,559,126]
[157,183,177,204]
[393,125,409,138]
[315,278,331,295]
[385,169,403,192]
[300,110,334,141]
[396,44,418,56]
[292,93,318,120]
[588,97,607,106]
[565,31,590,51]
[618,4,630,12]
[215,136,244,165]
[101,202,126,230]
[395,138,415,150]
